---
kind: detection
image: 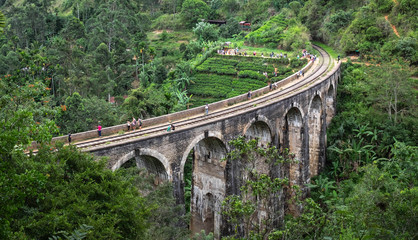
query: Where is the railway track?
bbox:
[33,45,332,153]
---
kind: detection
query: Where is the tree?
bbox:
[219,17,241,38]
[57,92,89,133]
[193,21,219,42]
[282,24,310,51]
[0,77,57,161]
[56,93,119,134]
[122,85,175,120]
[367,63,413,124]
[0,143,152,239]
[221,137,293,238]
[181,0,211,28]
[61,17,86,41]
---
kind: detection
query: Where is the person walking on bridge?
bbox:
[205,103,209,115]
[132,117,137,131]
[138,118,142,130]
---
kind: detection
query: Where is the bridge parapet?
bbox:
[29,57,314,149]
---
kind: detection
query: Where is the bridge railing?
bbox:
[30,57,314,148]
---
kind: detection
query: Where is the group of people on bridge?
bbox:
[127,117,142,132]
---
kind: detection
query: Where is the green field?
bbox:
[189,55,307,106]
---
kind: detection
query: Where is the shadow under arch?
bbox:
[327,83,335,97]
[243,115,274,148]
[200,193,215,236]
[307,95,323,178]
[283,106,305,214]
[283,107,304,184]
[326,84,335,126]
[112,148,171,181]
[180,131,228,178]
[182,132,228,238]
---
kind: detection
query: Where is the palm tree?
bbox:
[174,73,195,91]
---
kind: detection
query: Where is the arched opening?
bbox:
[244,120,273,176]
[136,155,168,183]
[308,95,322,177]
[326,84,335,126]
[245,121,273,148]
[283,107,304,215]
[119,158,136,169]
[115,151,169,185]
[185,136,227,238]
[284,107,303,185]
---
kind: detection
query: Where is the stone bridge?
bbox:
[46,46,341,238]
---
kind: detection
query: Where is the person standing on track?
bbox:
[205,103,209,115]
[68,133,71,144]
[247,90,252,100]
[97,123,102,137]
[127,121,130,131]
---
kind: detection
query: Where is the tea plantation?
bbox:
[189,55,307,106]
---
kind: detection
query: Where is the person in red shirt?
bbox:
[97,124,102,137]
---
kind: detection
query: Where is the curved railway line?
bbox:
[32,45,332,153]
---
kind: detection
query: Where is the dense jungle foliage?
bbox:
[0,0,416,239]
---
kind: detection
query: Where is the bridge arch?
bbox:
[180,131,228,177]
[182,132,228,238]
[112,148,171,181]
[307,95,323,178]
[282,103,305,120]
[112,151,135,171]
[283,107,304,185]
[243,115,274,148]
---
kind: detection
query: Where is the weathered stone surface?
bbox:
[86,62,341,238]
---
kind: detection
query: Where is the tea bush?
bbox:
[190,54,308,106]
[238,70,266,81]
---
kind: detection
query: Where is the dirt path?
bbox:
[341,56,380,66]
[385,15,400,38]
[383,0,400,37]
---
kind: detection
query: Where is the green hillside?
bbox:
[0,0,416,239]
[189,55,306,106]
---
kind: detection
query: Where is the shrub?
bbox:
[290,58,307,68]
[325,10,354,32]
[238,70,266,81]
[244,14,288,47]
[219,17,242,38]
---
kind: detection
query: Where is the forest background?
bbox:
[0,0,416,239]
